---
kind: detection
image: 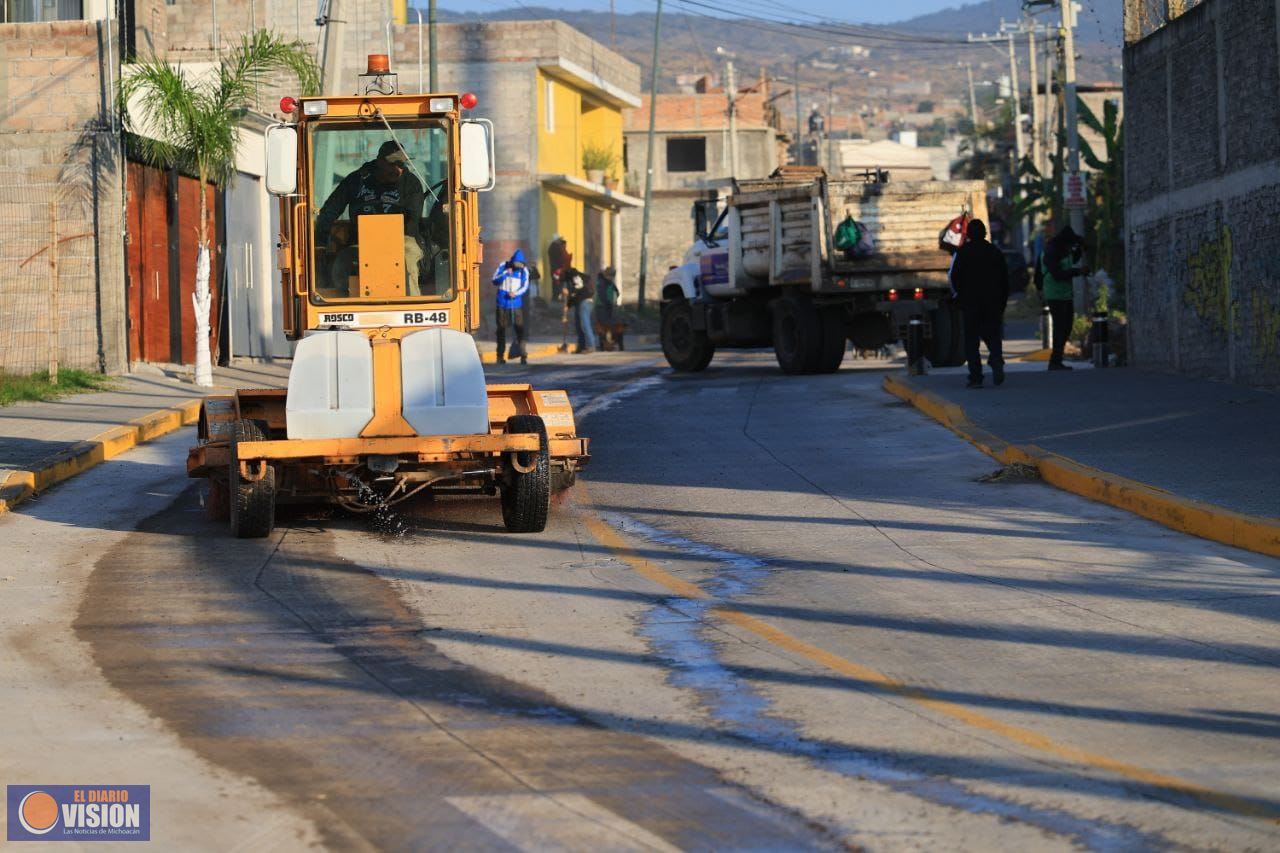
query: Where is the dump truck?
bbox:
[659,168,988,373]
[187,56,588,537]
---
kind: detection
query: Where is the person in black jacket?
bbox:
[949,219,1010,388]
[315,141,426,295]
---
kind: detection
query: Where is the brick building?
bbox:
[1124,0,1280,386]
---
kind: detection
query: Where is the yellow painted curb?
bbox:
[478,342,564,365]
[1018,347,1052,362]
[883,372,1280,558]
[0,398,203,516]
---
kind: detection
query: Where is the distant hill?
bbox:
[895,0,1121,48]
[434,4,1121,118]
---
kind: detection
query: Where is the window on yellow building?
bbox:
[667,137,706,172]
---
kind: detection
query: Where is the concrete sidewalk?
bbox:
[886,363,1280,555]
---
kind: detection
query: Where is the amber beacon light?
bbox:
[367,54,391,75]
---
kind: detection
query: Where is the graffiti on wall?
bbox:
[1183,224,1234,337]
[1250,290,1280,364]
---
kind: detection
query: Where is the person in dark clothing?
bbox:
[564,266,597,353]
[594,266,619,325]
[1040,224,1087,370]
[547,234,570,300]
[949,219,1009,388]
[316,140,426,295]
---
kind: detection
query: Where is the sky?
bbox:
[441,0,973,26]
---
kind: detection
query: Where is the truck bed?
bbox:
[729,174,986,289]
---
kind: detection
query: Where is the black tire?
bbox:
[229,419,275,539]
[815,305,847,374]
[502,414,550,533]
[772,296,824,374]
[661,299,715,372]
[928,303,966,367]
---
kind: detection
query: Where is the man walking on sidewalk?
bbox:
[1040,225,1088,370]
[492,249,530,364]
[949,219,1009,389]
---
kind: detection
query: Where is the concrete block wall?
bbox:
[0,21,125,374]
[619,190,706,306]
[623,127,776,192]
[1124,0,1280,387]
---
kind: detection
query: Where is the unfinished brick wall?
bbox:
[1124,0,1280,387]
[0,21,126,374]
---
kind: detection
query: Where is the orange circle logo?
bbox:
[18,791,59,835]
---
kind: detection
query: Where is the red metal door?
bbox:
[126,163,221,365]
[126,161,173,363]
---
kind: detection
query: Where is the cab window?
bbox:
[310,121,452,303]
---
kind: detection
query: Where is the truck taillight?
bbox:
[888,289,898,301]
[914,287,924,300]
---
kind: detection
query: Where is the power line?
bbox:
[667,0,981,47]
[664,0,993,54]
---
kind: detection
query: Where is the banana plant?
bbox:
[1078,97,1125,298]
[121,31,319,386]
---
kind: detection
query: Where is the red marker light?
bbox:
[888,288,898,301]
[460,92,478,110]
[279,96,297,114]
[914,287,924,300]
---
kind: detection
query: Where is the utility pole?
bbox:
[1006,31,1026,252]
[317,0,346,95]
[965,63,978,130]
[1043,28,1053,165]
[637,0,663,310]
[1027,19,1041,175]
[1060,0,1086,313]
[718,47,739,178]
[428,0,438,91]
[793,57,802,165]
[826,81,835,176]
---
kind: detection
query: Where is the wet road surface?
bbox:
[6,350,1280,850]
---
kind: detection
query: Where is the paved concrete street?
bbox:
[3,350,1279,850]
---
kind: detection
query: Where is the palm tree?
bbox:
[122,31,319,386]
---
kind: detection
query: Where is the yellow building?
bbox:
[398,21,642,299]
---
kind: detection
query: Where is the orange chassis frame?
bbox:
[188,384,589,503]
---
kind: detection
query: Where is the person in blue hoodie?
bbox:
[492,249,530,364]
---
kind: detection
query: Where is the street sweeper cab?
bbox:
[187,55,588,537]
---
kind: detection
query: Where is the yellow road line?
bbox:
[575,488,1280,824]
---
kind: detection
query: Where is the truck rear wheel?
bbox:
[229,419,275,539]
[502,414,550,533]
[773,296,824,374]
[661,299,715,372]
[815,306,847,374]
[928,304,966,367]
